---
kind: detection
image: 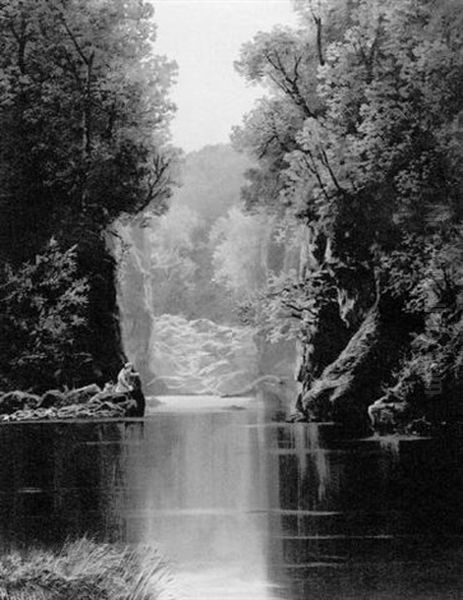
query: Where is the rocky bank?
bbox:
[0,383,146,423]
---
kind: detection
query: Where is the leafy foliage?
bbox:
[118,144,251,324]
[0,0,177,389]
[211,207,275,298]
[234,0,463,419]
[0,0,176,258]
[0,241,89,391]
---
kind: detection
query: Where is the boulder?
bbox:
[369,398,410,435]
[88,390,130,406]
[62,384,101,406]
[0,391,40,415]
[301,295,422,425]
[39,389,65,409]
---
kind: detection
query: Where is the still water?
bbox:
[0,395,462,599]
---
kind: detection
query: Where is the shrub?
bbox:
[0,240,90,391]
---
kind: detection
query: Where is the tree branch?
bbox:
[53,2,91,66]
[9,14,28,74]
[301,149,331,202]
[319,147,344,193]
[264,49,315,118]
[258,134,277,159]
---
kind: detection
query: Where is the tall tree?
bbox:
[0,0,177,389]
[234,0,463,425]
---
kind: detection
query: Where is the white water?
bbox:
[149,315,258,395]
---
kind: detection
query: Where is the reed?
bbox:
[0,538,181,600]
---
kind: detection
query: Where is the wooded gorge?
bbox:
[1,0,463,431]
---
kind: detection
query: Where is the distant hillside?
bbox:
[117,143,297,392]
[172,144,252,222]
[117,144,257,392]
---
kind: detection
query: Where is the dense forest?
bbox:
[0,0,176,392]
[116,144,258,395]
[136,144,252,322]
[117,144,297,395]
[232,0,463,428]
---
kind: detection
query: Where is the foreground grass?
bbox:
[0,538,181,600]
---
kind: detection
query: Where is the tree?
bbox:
[0,0,177,388]
[234,0,463,425]
[0,0,176,256]
[210,207,275,298]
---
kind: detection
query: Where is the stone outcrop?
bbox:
[38,389,65,409]
[0,391,40,414]
[298,293,423,428]
[0,381,145,423]
[61,384,102,406]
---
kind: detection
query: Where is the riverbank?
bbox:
[0,383,145,423]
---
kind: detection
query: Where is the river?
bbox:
[0,394,462,599]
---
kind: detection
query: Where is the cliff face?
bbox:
[79,235,127,387]
[294,253,463,429]
[299,296,422,426]
[115,223,162,394]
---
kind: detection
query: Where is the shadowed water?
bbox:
[0,395,462,599]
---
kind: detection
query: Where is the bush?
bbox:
[0,240,90,391]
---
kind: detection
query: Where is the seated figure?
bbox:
[115,362,138,394]
[115,362,145,417]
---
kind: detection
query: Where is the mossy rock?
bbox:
[39,389,65,409]
[88,390,130,405]
[0,391,40,415]
[62,384,101,406]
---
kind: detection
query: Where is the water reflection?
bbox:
[271,424,463,599]
[127,407,280,599]
[0,398,462,599]
[0,422,128,548]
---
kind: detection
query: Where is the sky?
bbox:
[152,0,298,152]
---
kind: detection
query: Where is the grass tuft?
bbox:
[0,538,181,600]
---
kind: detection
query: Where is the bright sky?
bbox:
[153,0,298,151]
